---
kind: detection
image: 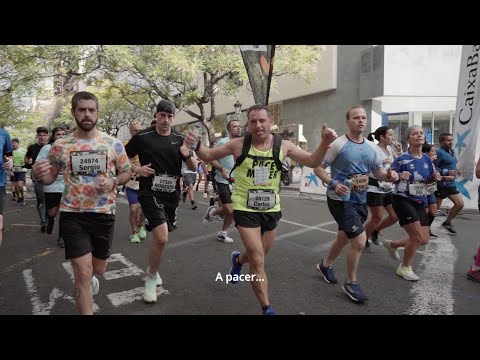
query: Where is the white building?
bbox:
[174,45,462,151]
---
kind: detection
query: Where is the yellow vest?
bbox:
[231,144,284,212]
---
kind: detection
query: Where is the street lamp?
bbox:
[234,100,242,114]
[234,100,242,120]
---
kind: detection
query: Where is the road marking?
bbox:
[107,286,169,307]
[103,253,144,280]
[279,219,337,233]
[0,249,55,275]
[405,221,456,315]
[64,253,170,308]
[23,268,99,315]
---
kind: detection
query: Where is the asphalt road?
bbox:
[1,184,479,315]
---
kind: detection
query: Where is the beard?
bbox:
[75,117,97,131]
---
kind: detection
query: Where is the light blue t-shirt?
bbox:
[214,137,235,185]
[36,144,65,193]
[321,135,382,204]
[0,128,12,187]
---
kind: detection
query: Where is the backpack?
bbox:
[230,132,283,177]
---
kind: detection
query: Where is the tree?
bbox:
[95,45,325,140]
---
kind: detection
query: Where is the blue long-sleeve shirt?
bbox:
[434,146,457,188]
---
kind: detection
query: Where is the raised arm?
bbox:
[284,124,337,168]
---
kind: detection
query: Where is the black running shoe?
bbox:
[47,220,55,234]
[442,221,457,235]
[371,229,380,245]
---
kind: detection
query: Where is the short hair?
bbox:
[346,105,365,120]
[49,127,66,144]
[71,91,99,111]
[12,138,19,143]
[439,133,452,143]
[130,121,142,130]
[226,119,240,132]
[246,104,272,119]
[156,99,176,114]
[422,143,434,154]
[36,126,48,135]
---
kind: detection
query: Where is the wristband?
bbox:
[328,179,338,190]
[320,143,331,150]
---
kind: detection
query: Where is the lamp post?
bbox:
[234,100,242,122]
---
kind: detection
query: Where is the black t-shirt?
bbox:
[125,128,186,199]
[25,143,45,170]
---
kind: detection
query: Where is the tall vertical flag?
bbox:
[453,45,480,182]
[239,45,276,105]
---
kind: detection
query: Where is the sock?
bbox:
[428,214,435,227]
[146,269,156,279]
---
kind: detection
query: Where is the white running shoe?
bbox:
[91,276,99,296]
[144,276,158,303]
[383,240,400,260]
[217,231,233,244]
[203,206,215,224]
[396,264,420,281]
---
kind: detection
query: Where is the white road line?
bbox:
[107,286,170,307]
[405,221,457,315]
[279,219,337,232]
[23,268,99,314]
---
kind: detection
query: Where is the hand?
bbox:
[400,171,410,181]
[136,163,155,177]
[433,171,442,182]
[93,176,112,194]
[443,175,455,182]
[447,169,458,177]
[180,144,190,158]
[387,168,399,182]
[334,183,350,197]
[184,129,199,150]
[32,159,52,181]
[221,168,229,180]
[3,156,12,170]
[320,123,337,145]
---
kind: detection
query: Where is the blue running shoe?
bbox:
[228,251,242,284]
[316,259,338,284]
[342,281,369,303]
[262,305,276,315]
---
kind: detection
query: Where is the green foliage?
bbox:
[0,45,324,141]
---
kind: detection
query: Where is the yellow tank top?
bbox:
[232,143,284,212]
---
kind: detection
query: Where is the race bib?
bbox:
[426,181,437,195]
[378,181,394,193]
[126,179,139,191]
[254,167,269,186]
[71,150,107,175]
[151,174,177,193]
[408,182,427,196]
[12,166,22,172]
[351,174,368,192]
[247,189,275,210]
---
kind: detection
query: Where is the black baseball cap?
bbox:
[156,99,176,114]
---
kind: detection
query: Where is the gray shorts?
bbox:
[183,173,197,187]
